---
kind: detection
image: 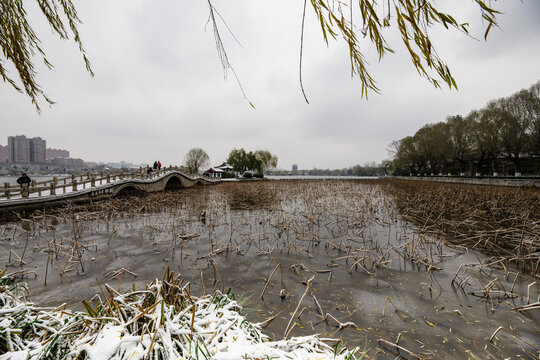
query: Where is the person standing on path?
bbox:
[16,173,32,198]
[16,173,31,187]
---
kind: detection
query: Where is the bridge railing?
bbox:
[1,166,182,200]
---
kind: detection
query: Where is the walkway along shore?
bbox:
[391,175,540,188]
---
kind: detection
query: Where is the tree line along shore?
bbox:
[390,80,540,177]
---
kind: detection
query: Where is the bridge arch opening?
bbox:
[165,176,184,190]
[115,185,143,197]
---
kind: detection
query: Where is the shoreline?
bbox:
[390,175,540,188]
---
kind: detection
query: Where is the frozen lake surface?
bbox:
[1,180,538,358]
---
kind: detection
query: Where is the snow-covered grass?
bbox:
[0,269,361,359]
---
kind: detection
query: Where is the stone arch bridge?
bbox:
[0,169,219,215]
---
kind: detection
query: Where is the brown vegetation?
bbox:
[383,179,540,275]
[1,180,539,358]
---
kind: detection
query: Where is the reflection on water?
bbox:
[0,180,538,359]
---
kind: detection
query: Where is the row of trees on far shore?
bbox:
[390,80,540,176]
[182,148,278,176]
[268,162,390,177]
[226,149,278,176]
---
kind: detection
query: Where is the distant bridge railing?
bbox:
[1,166,211,200]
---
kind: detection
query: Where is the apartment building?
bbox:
[7,135,47,164]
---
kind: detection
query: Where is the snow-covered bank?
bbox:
[0,270,359,359]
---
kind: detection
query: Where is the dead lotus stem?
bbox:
[260,263,282,300]
[382,296,398,317]
[210,256,223,288]
[489,326,540,350]
[322,312,359,330]
[48,256,73,282]
[258,309,283,329]
[19,231,30,267]
[44,256,50,286]
[200,271,206,295]
[509,301,540,312]
[378,338,426,360]
[312,294,324,318]
[284,275,314,339]
[527,281,539,304]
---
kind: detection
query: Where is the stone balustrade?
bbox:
[0,166,217,201]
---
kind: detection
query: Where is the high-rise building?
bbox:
[7,135,47,164]
[29,137,46,164]
[8,135,30,163]
[292,164,298,172]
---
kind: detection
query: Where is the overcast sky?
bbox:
[1,0,540,170]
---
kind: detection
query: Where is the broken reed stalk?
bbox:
[377,338,426,360]
[509,301,540,312]
[19,230,30,267]
[284,275,314,339]
[261,263,282,300]
[258,309,283,329]
[527,282,539,304]
[321,313,359,330]
[489,326,540,351]
[382,296,398,317]
[312,294,324,318]
[44,256,49,286]
[200,271,206,295]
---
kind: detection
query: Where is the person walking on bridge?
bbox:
[153,161,158,170]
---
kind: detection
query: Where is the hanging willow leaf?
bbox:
[1,0,502,109]
[484,21,493,40]
[0,0,93,112]
[296,0,501,101]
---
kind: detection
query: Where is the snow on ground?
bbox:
[0,273,359,360]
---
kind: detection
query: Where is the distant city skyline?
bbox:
[0,135,385,170]
[1,135,69,164]
[1,135,160,170]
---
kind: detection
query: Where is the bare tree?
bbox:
[390,81,540,176]
[447,115,474,173]
[526,81,540,155]
[183,148,210,174]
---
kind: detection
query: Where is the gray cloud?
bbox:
[1,0,539,170]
